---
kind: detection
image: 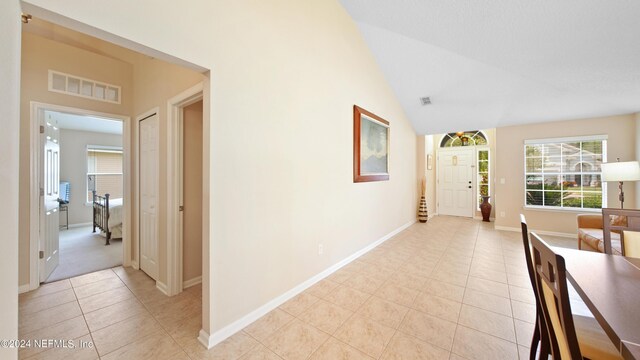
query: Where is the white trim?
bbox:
[523,137,608,210]
[199,219,416,349]
[167,83,204,296]
[523,205,601,214]
[66,222,93,229]
[29,102,131,292]
[524,134,608,145]
[19,284,31,294]
[198,330,214,349]
[494,225,575,238]
[156,280,168,295]
[183,276,202,289]
[473,216,495,221]
[134,107,159,277]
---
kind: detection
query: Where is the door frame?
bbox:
[29,102,131,290]
[166,83,204,296]
[436,146,476,218]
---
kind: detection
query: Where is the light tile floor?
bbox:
[19,216,584,359]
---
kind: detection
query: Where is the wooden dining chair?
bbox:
[622,231,640,259]
[519,215,549,360]
[602,208,640,256]
[530,232,622,359]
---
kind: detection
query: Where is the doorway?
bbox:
[166,84,204,295]
[30,103,131,284]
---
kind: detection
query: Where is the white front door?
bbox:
[438,148,474,217]
[139,114,159,280]
[40,120,60,282]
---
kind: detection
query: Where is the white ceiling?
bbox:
[45,110,123,135]
[339,0,640,135]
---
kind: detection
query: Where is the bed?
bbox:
[92,191,123,245]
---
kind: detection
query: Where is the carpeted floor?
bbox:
[45,225,122,283]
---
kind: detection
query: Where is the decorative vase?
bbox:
[480,196,492,222]
[418,195,428,223]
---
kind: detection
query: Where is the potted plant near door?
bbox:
[480,195,492,222]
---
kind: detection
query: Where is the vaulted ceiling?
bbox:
[340,0,640,134]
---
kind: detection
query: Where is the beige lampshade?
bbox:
[601,161,640,182]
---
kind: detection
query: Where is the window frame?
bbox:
[477,148,490,210]
[523,135,607,212]
[86,145,124,204]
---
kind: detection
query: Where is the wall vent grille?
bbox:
[48,70,121,104]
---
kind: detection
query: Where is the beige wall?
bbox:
[205,1,417,332]
[183,100,203,283]
[21,0,418,344]
[495,114,637,234]
[19,32,133,285]
[59,129,122,225]
[129,57,204,285]
[0,2,21,358]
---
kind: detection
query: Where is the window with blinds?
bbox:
[87,147,123,202]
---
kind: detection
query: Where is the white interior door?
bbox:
[139,114,159,280]
[40,120,60,282]
[438,148,474,217]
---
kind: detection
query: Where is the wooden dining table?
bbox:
[554,247,640,360]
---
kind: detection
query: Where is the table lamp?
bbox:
[601,158,640,209]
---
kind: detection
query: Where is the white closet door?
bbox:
[139,114,159,280]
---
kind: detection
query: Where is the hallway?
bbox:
[19,216,585,359]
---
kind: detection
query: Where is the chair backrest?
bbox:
[530,232,582,359]
[519,215,538,294]
[520,214,550,357]
[622,231,640,258]
[603,208,640,255]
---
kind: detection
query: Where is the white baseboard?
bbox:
[494,225,575,238]
[183,276,202,289]
[200,219,417,349]
[198,329,213,348]
[473,216,495,221]
[66,222,93,229]
[19,284,31,294]
[156,280,168,295]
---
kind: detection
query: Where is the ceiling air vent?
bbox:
[420,97,431,105]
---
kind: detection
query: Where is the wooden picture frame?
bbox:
[353,105,390,182]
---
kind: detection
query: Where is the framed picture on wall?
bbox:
[353,105,390,182]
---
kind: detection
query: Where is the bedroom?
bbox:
[45,110,125,282]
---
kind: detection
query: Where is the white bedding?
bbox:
[108,198,123,231]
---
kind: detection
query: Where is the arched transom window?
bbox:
[440,130,488,147]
